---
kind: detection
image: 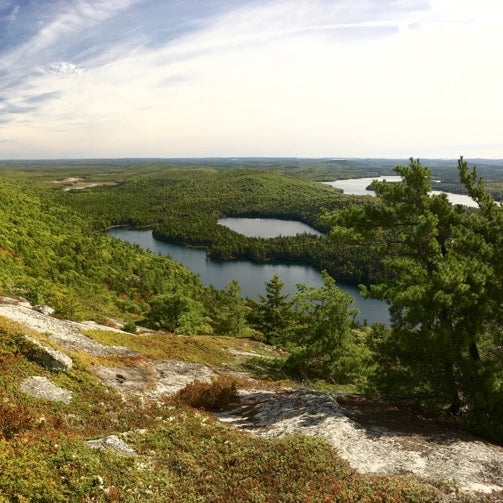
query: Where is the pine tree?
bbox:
[210,281,252,337]
[256,274,293,344]
[285,271,362,382]
[329,158,503,439]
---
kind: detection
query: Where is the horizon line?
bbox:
[1,156,503,162]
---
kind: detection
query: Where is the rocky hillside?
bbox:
[0,293,501,502]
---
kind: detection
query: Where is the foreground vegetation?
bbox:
[0,316,451,503]
[330,158,503,441]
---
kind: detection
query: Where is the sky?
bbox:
[0,0,502,159]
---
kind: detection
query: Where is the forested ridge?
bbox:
[0,174,206,321]
[49,168,383,284]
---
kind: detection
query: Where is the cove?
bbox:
[107,228,390,326]
[217,217,322,238]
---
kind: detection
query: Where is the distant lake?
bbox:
[218,217,322,238]
[324,176,479,208]
[107,228,390,325]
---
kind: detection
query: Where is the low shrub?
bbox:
[0,395,36,439]
[173,376,239,411]
[121,320,137,334]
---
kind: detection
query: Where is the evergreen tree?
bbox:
[146,291,212,335]
[329,158,503,439]
[285,271,362,382]
[210,281,252,337]
[255,274,294,344]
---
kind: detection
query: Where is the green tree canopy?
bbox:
[209,281,253,337]
[254,274,294,344]
[146,291,213,335]
[329,158,503,439]
[285,271,363,383]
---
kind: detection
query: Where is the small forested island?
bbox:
[0,157,502,502]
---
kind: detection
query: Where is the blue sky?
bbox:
[0,0,502,159]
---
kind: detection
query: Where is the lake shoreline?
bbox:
[107,227,390,325]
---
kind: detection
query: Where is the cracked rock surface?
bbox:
[218,389,503,494]
[0,302,135,356]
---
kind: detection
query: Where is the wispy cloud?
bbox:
[23,91,61,104]
[0,0,140,87]
[0,0,502,159]
[0,104,34,114]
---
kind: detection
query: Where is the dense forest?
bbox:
[46,168,385,285]
[0,157,502,476]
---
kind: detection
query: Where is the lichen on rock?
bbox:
[23,335,73,371]
[20,376,72,404]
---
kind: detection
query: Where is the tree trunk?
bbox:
[469,342,480,361]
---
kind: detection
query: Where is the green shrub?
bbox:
[121,320,137,334]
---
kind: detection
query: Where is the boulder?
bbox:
[92,365,151,392]
[23,335,73,371]
[33,305,55,316]
[86,435,137,456]
[20,376,72,404]
[149,359,217,398]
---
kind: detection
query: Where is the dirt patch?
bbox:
[63,182,118,192]
[51,177,118,191]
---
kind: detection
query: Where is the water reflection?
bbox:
[218,217,322,238]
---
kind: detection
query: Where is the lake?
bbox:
[323,176,479,207]
[218,217,322,238]
[107,227,390,325]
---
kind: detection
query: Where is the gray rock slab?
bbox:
[92,365,151,392]
[92,360,217,398]
[218,389,503,495]
[0,295,31,307]
[86,435,136,456]
[23,335,73,371]
[148,359,217,398]
[20,376,72,404]
[0,304,136,357]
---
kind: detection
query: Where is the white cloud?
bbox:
[0,0,140,72]
[1,0,502,158]
[42,62,85,76]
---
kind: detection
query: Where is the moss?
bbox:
[82,329,281,368]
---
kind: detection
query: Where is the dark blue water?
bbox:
[107,227,390,325]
